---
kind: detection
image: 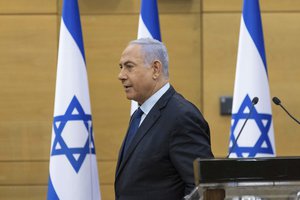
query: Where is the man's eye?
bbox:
[126,65,134,69]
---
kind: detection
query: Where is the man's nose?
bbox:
[118,68,126,80]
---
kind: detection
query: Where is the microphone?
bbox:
[226,97,259,158]
[272,96,300,125]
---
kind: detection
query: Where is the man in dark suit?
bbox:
[115,38,214,200]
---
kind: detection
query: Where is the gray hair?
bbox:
[129,38,169,77]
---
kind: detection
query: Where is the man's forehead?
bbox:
[121,44,142,58]
[124,43,141,53]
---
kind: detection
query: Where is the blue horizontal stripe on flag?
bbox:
[243,0,268,74]
[140,0,161,41]
[62,0,86,62]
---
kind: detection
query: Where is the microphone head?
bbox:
[272,97,281,105]
[252,97,259,105]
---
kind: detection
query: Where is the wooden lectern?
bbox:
[188,157,300,200]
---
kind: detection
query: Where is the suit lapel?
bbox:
[115,86,175,179]
[115,113,135,175]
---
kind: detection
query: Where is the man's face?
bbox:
[118,44,156,105]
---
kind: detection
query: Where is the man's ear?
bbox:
[152,60,162,80]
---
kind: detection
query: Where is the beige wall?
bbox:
[0,0,299,199]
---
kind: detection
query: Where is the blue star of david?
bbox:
[51,95,96,173]
[229,94,274,157]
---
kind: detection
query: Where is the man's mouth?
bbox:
[124,85,132,90]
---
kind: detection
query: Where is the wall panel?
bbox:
[264,13,300,156]
[0,186,46,200]
[203,0,300,12]
[0,161,115,185]
[161,14,202,108]
[0,16,57,122]
[0,122,50,160]
[0,0,56,13]
[58,0,200,14]
[0,185,114,200]
[203,13,240,156]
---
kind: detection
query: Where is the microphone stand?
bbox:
[226,97,259,158]
[273,97,300,125]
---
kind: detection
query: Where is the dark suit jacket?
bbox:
[115,86,213,200]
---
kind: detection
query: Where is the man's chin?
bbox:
[125,94,135,101]
[126,96,140,103]
[124,91,139,102]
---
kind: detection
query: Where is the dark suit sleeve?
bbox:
[169,108,213,195]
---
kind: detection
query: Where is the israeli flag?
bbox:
[47,0,101,199]
[131,0,162,114]
[228,0,276,158]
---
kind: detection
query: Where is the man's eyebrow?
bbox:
[121,61,135,66]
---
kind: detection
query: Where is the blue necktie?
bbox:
[123,108,144,155]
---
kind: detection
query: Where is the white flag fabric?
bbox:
[131,0,162,114]
[228,0,276,158]
[47,0,101,199]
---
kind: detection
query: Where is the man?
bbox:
[115,38,213,200]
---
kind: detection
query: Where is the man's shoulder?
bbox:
[170,92,200,112]
[156,86,202,116]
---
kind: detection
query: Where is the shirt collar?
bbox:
[140,83,170,115]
